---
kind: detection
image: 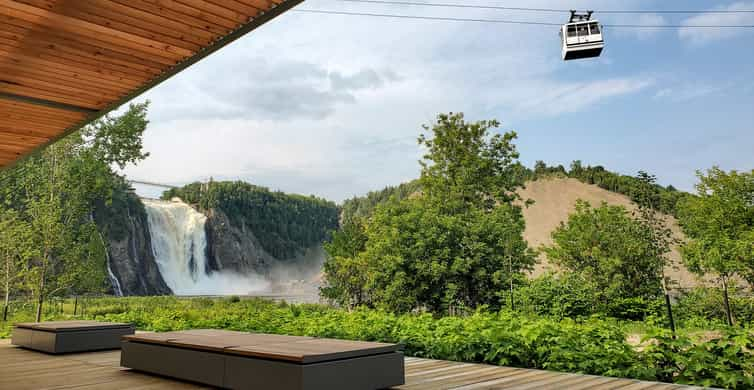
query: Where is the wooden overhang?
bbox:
[0,0,302,169]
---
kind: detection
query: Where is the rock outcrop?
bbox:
[204,208,277,276]
[204,207,326,296]
[95,193,171,296]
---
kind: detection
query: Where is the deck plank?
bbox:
[0,339,710,389]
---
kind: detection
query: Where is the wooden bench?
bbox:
[12,320,135,354]
[121,329,405,389]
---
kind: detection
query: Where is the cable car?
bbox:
[560,11,603,61]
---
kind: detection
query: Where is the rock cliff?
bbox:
[204,207,277,276]
[99,193,328,296]
[95,192,171,296]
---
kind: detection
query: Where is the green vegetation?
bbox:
[317,113,753,388]
[340,180,420,224]
[163,181,339,259]
[533,160,691,216]
[323,113,535,312]
[544,200,665,301]
[0,209,33,321]
[340,160,689,224]
[635,171,680,332]
[678,167,754,326]
[2,296,752,388]
[0,103,151,321]
[1,109,751,388]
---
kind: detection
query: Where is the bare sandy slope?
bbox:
[517,177,701,289]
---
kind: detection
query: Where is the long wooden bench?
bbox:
[121,329,405,389]
[12,320,135,354]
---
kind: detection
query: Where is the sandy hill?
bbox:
[517,177,700,289]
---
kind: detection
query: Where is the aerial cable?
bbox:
[293,9,560,25]
[292,9,754,28]
[330,0,754,14]
[332,0,568,13]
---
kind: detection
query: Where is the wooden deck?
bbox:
[0,339,706,389]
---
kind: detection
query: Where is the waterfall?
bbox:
[106,250,124,297]
[142,198,269,295]
[92,210,124,297]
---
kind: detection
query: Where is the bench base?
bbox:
[121,340,405,390]
[12,327,134,354]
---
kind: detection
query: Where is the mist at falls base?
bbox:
[142,198,318,297]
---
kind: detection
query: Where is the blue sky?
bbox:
[124,0,754,202]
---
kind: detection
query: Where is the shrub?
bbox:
[2,296,752,389]
[675,287,754,327]
[515,274,664,321]
[642,329,754,388]
[515,273,599,318]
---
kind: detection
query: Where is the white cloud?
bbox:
[679,2,754,44]
[653,83,725,102]
[503,77,654,117]
[144,58,399,122]
[122,0,665,201]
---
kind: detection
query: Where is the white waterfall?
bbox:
[142,198,269,295]
[106,251,124,297]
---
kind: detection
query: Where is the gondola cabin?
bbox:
[561,11,604,61]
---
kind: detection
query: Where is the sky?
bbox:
[123,0,754,202]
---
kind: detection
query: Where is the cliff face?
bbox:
[95,193,171,296]
[205,207,326,299]
[204,208,277,276]
[99,195,327,296]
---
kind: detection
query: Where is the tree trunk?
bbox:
[664,293,676,336]
[3,257,10,322]
[35,292,43,322]
[35,262,47,322]
[661,278,676,337]
[509,255,514,311]
[722,277,734,326]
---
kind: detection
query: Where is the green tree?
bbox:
[21,141,108,321]
[544,200,665,302]
[340,180,421,224]
[363,197,533,312]
[634,171,678,333]
[324,113,535,313]
[534,160,547,177]
[561,163,690,216]
[82,101,150,170]
[418,113,525,211]
[677,167,754,326]
[0,209,35,321]
[0,102,151,320]
[321,219,369,308]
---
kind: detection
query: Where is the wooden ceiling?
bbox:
[0,0,301,169]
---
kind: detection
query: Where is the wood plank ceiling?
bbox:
[0,0,301,169]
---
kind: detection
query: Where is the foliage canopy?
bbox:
[323,113,535,312]
[0,102,151,319]
[544,200,665,301]
[164,181,339,259]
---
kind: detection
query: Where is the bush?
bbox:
[2,296,752,389]
[675,287,754,327]
[642,329,754,388]
[606,297,663,321]
[515,273,599,318]
[515,274,664,321]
